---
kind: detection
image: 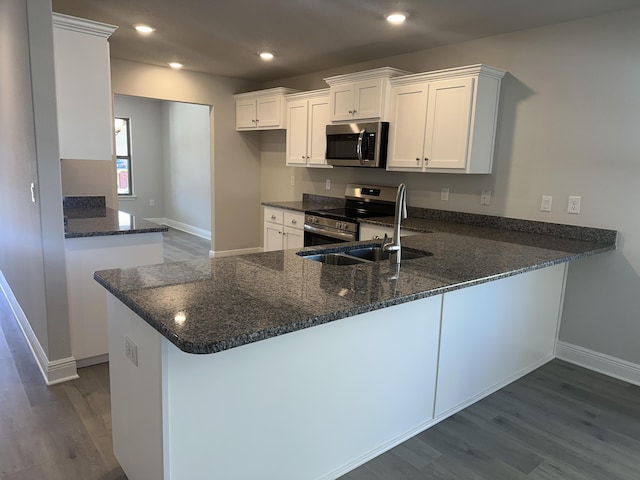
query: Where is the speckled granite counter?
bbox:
[94,221,616,355]
[63,195,167,238]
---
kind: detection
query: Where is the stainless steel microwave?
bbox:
[326,122,389,168]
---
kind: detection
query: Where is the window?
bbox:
[114,117,132,195]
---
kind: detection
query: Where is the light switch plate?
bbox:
[325,179,331,190]
[125,336,138,366]
[440,187,449,201]
[541,195,552,212]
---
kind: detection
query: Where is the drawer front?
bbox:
[283,211,304,230]
[264,207,284,225]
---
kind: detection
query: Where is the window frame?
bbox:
[115,117,133,196]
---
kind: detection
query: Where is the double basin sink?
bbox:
[299,245,432,265]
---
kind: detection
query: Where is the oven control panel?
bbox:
[305,215,358,233]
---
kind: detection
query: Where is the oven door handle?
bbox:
[304,224,357,242]
[356,129,366,165]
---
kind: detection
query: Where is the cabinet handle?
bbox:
[291,219,297,224]
[271,214,276,220]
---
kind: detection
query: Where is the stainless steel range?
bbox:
[304,184,398,247]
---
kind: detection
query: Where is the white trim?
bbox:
[147,217,211,241]
[52,13,117,38]
[556,341,640,387]
[76,353,109,369]
[210,247,262,258]
[0,271,78,385]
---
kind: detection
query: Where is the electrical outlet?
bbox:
[440,187,449,201]
[568,196,581,214]
[541,195,552,212]
[149,199,155,206]
[125,336,138,366]
[325,179,331,190]
[290,175,295,186]
[480,190,491,206]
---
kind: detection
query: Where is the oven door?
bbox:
[303,224,357,247]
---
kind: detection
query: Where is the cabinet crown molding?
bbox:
[285,88,330,101]
[390,64,506,86]
[52,13,117,38]
[234,87,299,100]
[324,67,412,86]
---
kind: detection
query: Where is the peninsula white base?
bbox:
[106,263,566,480]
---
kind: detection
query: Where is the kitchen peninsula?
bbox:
[64,196,167,366]
[94,212,615,480]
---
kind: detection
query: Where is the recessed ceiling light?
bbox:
[259,52,274,61]
[134,24,155,34]
[168,62,183,69]
[385,12,408,25]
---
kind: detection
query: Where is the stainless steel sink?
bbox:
[299,245,431,265]
[344,246,431,262]
[302,253,370,265]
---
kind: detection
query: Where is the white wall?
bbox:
[114,95,165,219]
[162,102,211,232]
[258,9,640,366]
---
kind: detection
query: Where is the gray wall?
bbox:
[114,95,165,219]
[162,101,211,232]
[110,60,258,252]
[114,96,211,233]
[258,9,640,365]
[0,0,71,360]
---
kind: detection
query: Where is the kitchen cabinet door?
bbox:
[236,99,257,129]
[353,78,385,120]
[424,77,474,171]
[329,83,355,122]
[256,95,282,128]
[286,100,309,166]
[283,226,304,250]
[264,224,283,252]
[306,96,330,166]
[386,83,429,171]
[53,14,116,160]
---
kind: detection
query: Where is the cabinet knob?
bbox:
[373,235,381,240]
[424,157,429,165]
[271,214,276,220]
[291,219,297,224]
[416,158,420,162]
[301,156,305,159]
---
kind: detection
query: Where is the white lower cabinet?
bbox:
[263,207,304,251]
[387,65,505,174]
[359,223,418,241]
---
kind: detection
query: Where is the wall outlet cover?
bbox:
[480,190,491,206]
[568,195,581,214]
[441,187,449,201]
[541,195,552,212]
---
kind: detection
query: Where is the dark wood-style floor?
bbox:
[1,229,639,479]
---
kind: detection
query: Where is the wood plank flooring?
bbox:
[162,227,211,262]
[1,230,639,479]
[339,361,640,480]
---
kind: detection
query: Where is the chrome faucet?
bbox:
[382,183,407,264]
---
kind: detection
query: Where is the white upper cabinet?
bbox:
[324,67,410,122]
[235,88,298,131]
[387,65,506,174]
[285,90,331,168]
[52,14,117,161]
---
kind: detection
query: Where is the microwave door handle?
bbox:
[356,129,366,164]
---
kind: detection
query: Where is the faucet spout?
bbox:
[383,183,407,264]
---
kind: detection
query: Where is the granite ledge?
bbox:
[64,206,168,238]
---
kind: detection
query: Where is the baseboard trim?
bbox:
[76,353,109,369]
[0,270,78,385]
[211,247,262,258]
[148,217,211,241]
[556,341,640,387]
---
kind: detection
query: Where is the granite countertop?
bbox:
[64,206,168,238]
[94,222,616,355]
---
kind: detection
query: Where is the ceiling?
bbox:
[52,0,640,83]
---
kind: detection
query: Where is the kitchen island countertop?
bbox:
[94,218,616,355]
